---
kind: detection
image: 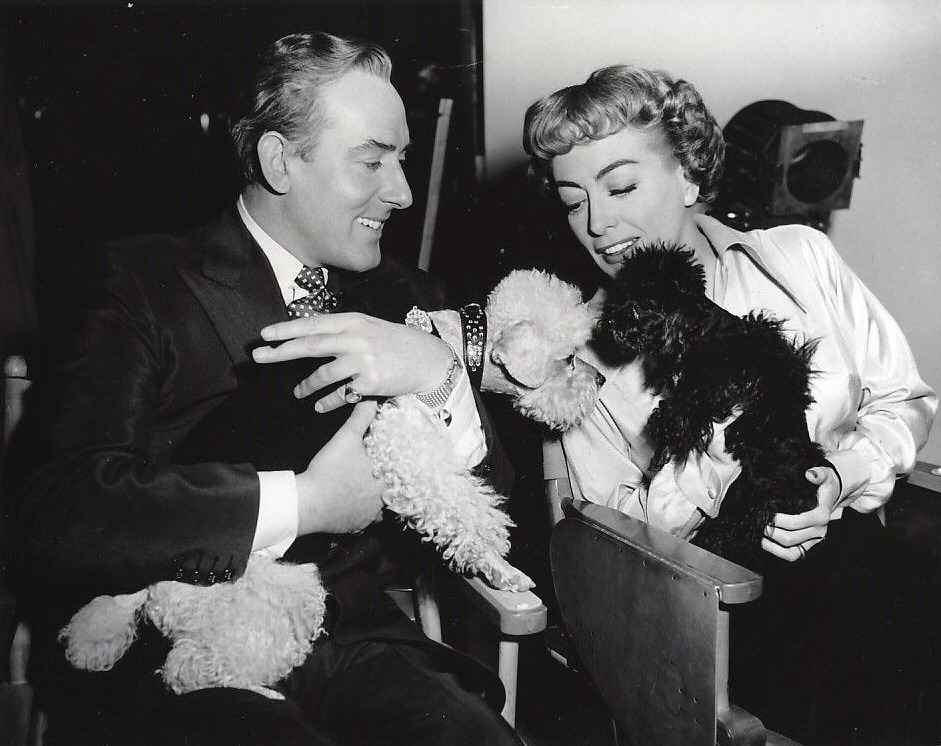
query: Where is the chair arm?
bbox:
[562,498,762,605]
[717,704,767,746]
[455,576,547,636]
[453,575,546,727]
[908,461,941,494]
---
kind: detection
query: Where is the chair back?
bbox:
[549,481,766,745]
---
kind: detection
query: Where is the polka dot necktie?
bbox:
[287,267,338,317]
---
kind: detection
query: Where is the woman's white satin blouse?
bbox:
[561,214,937,537]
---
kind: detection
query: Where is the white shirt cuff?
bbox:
[823,448,870,504]
[439,369,487,468]
[639,450,743,540]
[252,470,299,558]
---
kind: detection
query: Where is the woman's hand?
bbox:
[252,313,454,412]
[761,464,842,561]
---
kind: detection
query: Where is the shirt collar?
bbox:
[237,195,325,304]
[694,212,807,314]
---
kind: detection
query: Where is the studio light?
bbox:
[714,100,863,232]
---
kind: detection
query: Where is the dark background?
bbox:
[0,0,536,351]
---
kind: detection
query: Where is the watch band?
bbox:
[459,303,486,390]
[415,344,462,410]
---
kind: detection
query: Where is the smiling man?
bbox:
[237,59,414,275]
[17,32,520,746]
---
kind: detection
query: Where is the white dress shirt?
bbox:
[237,197,486,555]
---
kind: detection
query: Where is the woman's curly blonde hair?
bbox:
[523,65,725,203]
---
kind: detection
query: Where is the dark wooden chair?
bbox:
[545,436,800,746]
[546,431,941,745]
[389,565,547,726]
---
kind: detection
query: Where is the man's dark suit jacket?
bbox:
[16,207,511,731]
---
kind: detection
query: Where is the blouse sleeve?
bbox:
[806,231,937,512]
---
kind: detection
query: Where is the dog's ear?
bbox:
[515,356,603,431]
[490,321,551,389]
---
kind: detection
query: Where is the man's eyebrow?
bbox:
[596,158,637,180]
[350,139,412,157]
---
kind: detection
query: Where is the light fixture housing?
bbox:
[716,100,863,230]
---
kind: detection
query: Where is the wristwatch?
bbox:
[415,344,462,411]
[406,305,461,411]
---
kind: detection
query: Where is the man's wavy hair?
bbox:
[231,32,393,183]
[523,65,725,204]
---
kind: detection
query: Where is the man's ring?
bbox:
[797,544,806,560]
[343,384,363,404]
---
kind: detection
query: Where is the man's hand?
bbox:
[295,400,385,536]
[252,313,453,412]
[761,464,842,561]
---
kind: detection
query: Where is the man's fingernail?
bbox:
[806,469,817,479]
[314,401,323,412]
[260,327,273,340]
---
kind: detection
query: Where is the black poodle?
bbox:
[594,243,826,569]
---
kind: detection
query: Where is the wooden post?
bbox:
[418,98,453,272]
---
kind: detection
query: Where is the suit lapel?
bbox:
[177,212,446,384]
[178,207,288,383]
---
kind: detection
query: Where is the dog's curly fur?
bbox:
[365,396,531,591]
[484,270,601,431]
[59,554,328,699]
[595,243,825,568]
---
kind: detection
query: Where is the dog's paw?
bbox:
[482,555,535,592]
[246,685,286,701]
